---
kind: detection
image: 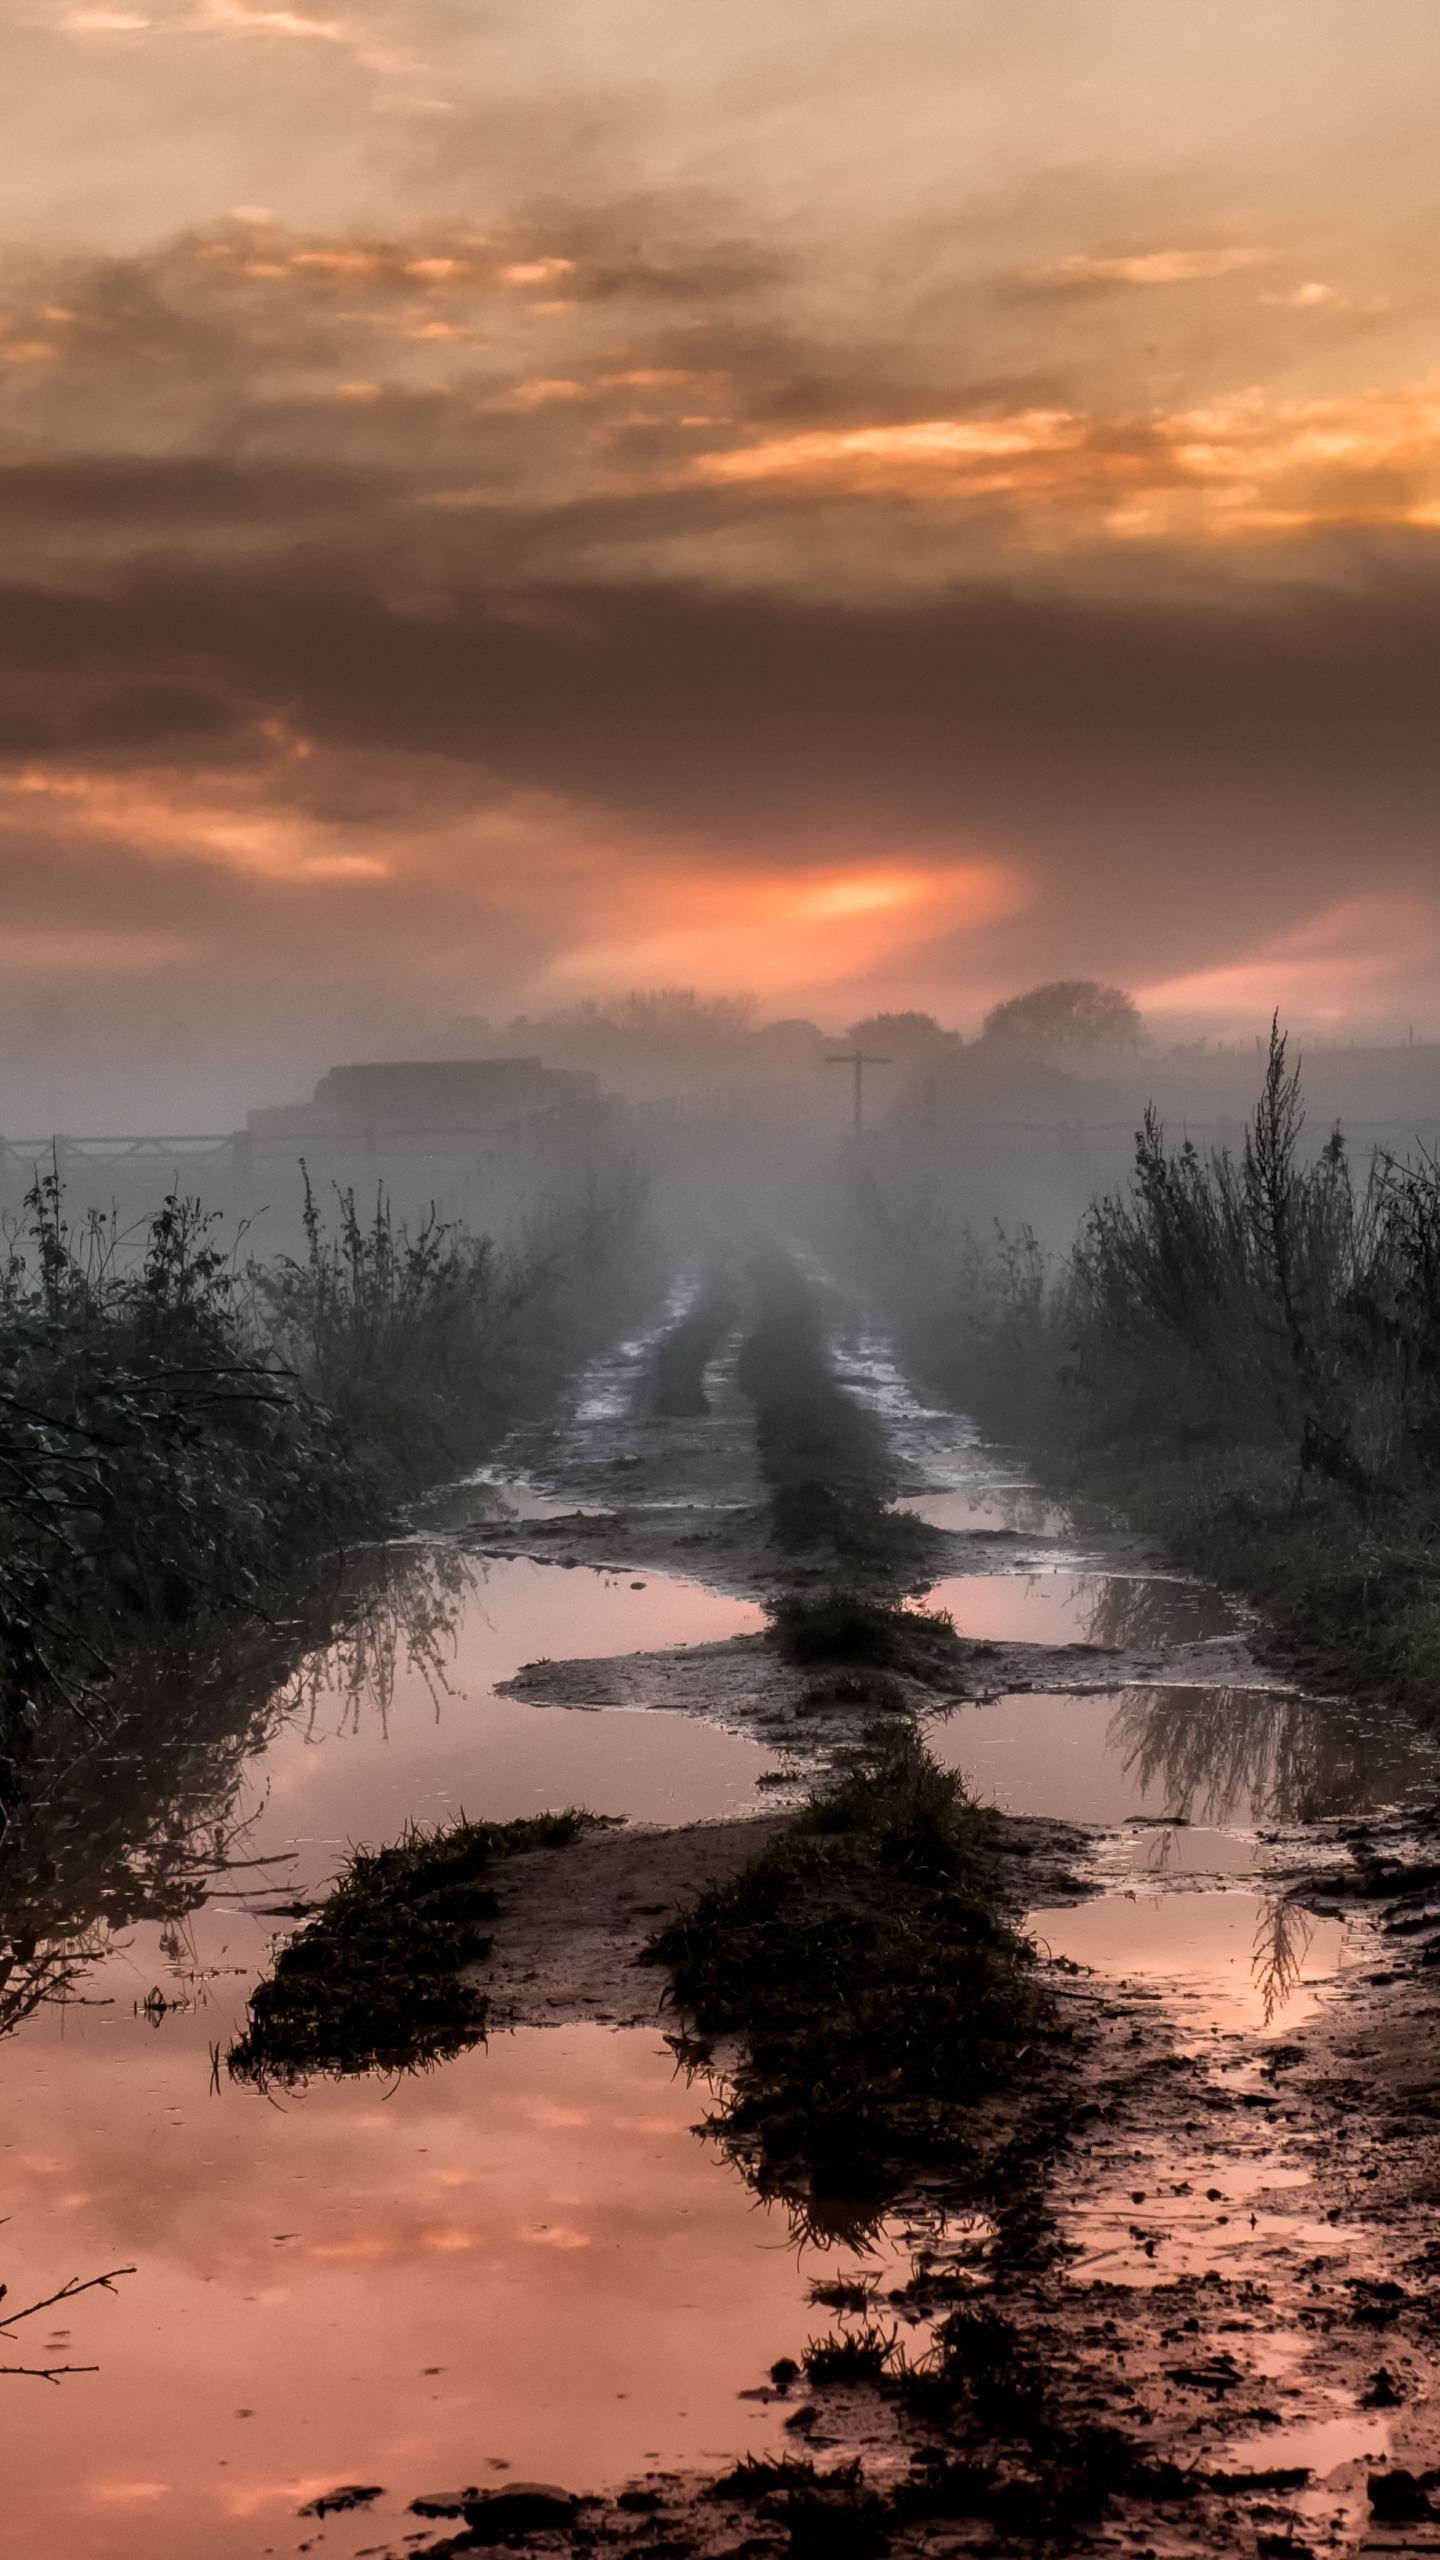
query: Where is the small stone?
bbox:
[461,2482,579,2542]
[409,2489,479,2517]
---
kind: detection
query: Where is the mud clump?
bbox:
[228,1811,599,2087]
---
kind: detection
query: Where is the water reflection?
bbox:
[931,1683,1437,1833]
[1109,1682,1437,1827]
[922,1570,1240,1649]
[1029,1890,1354,2033]
[0,2011,817,2558]
[0,1541,779,2044]
[0,1551,467,2043]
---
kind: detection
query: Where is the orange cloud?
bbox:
[681,380,1440,546]
[536,858,1031,1007]
[1138,895,1440,1035]
[1050,248,1270,285]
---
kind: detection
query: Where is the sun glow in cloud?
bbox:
[5,766,393,883]
[684,381,1440,543]
[537,858,1031,1008]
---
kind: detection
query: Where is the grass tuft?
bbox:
[645,1721,1044,2209]
[228,1811,598,2087]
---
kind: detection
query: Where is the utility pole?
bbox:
[827,1049,890,1136]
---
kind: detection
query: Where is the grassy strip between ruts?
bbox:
[227,1811,602,2088]
[735,1245,931,1578]
[651,1269,737,1415]
[644,1721,1046,2222]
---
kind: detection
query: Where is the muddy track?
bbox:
[431,1280,1440,2557]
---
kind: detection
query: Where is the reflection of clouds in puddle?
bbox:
[0,2019,826,2555]
[1028,1891,1357,2032]
[1223,2411,1391,2479]
[226,1551,776,1893]
[0,1994,1000,2554]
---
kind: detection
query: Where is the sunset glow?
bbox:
[0,0,1433,1103]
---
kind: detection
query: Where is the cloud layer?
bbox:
[4,3,1440,1117]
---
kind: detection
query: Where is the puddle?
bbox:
[924,1571,1243,1649]
[928,1686,1438,1836]
[0,2006,835,2560]
[1029,1891,1356,2031]
[894,1486,1074,1537]
[219,1551,776,1912]
[451,1470,617,1522]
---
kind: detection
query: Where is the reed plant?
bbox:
[864,1023,1440,1712]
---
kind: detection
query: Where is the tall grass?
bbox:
[257,1161,649,1489]
[863,1025,1440,1710]
[0,1157,653,1777]
[736,1246,909,1561]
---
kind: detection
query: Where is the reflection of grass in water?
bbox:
[227,1807,600,2089]
[277,1542,473,1739]
[1080,1575,1234,1652]
[1107,1683,1434,1829]
[0,1545,469,2043]
[1252,1895,1317,2026]
[647,1721,1045,2237]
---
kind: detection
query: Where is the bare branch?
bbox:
[0,2265,135,2337]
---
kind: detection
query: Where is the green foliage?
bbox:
[228,1811,596,2087]
[646,1721,1044,2209]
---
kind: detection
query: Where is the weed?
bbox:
[0,1160,653,1848]
[771,1586,959,1682]
[228,1811,597,2087]
[705,2454,820,2502]
[809,2277,878,2313]
[736,1248,931,1577]
[802,2322,899,2384]
[859,1026,1440,1721]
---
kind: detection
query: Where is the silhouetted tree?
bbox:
[846,1011,961,1062]
[980,980,1142,1053]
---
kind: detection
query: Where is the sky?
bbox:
[4,0,1440,1121]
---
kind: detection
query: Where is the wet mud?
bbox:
[422,1299,1440,2556]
